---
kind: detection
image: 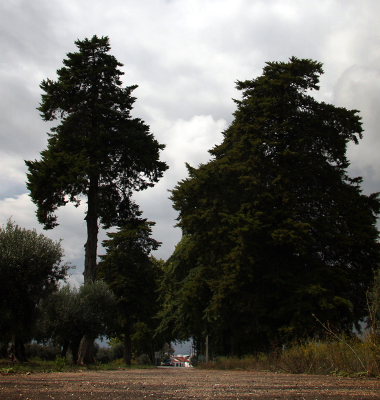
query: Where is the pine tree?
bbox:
[25,35,167,282]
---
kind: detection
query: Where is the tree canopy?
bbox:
[25,35,168,282]
[167,57,380,355]
[0,219,69,361]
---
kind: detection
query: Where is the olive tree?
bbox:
[0,219,69,361]
[36,281,117,363]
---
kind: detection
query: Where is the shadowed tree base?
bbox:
[77,335,95,365]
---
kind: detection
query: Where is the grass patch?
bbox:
[199,337,380,377]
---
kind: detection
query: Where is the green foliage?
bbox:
[157,235,210,344]
[0,357,149,374]
[25,35,168,281]
[35,284,82,350]
[107,340,125,361]
[36,281,117,362]
[54,355,66,371]
[168,57,380,354]
[25,343,61,361]
[78,281,117,338]
[98,220,162,323]
[0,367,17,374]
[0,219,69,359]
[97,220,165,364]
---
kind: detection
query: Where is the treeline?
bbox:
[1,36,380,364]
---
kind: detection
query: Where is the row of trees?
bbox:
[2,212,380,362]
[2,36,380,362]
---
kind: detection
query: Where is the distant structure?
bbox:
[171,354,192,368]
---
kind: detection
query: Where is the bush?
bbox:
[96,347,110,364]
[94,343,125,363]
[136,354,151,365]
[55,355,66,371]
[25,343,61,361]
[109,342,124,361]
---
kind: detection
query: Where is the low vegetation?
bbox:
[0,342,155,375]
[2,335,380,378]
[0,358,153,375]
[200,335,380,377]
[0,343,160,375]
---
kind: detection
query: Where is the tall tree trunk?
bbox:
[79,174,99,364]
[148,343,155,366]
[205,335,209,363]
[83,175,99,282]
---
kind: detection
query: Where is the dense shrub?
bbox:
[109,342,124,361]
[25,343,61,361]
[96,347,110,364]
[136,354,151,365]
[93,342,124,363]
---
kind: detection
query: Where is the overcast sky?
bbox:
[1,0,380,286]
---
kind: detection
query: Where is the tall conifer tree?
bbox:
[26,36,168,282]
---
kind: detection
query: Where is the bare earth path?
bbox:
[0,368,379,399]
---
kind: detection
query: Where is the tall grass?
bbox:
[199,336,380,377]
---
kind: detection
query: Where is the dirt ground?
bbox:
[0,367,379,399]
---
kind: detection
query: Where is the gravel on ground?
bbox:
[1,367,379,399]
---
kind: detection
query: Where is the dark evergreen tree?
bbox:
[97,220,164,365]
[25,35,168,283]
[169,57,380,354]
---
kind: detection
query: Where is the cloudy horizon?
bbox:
[1,0,380,286]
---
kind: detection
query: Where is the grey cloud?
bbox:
[0,78,48,157]
[335,65,380,180]
[1,0,380,268]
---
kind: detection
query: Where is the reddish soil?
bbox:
[0,367,379,399]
